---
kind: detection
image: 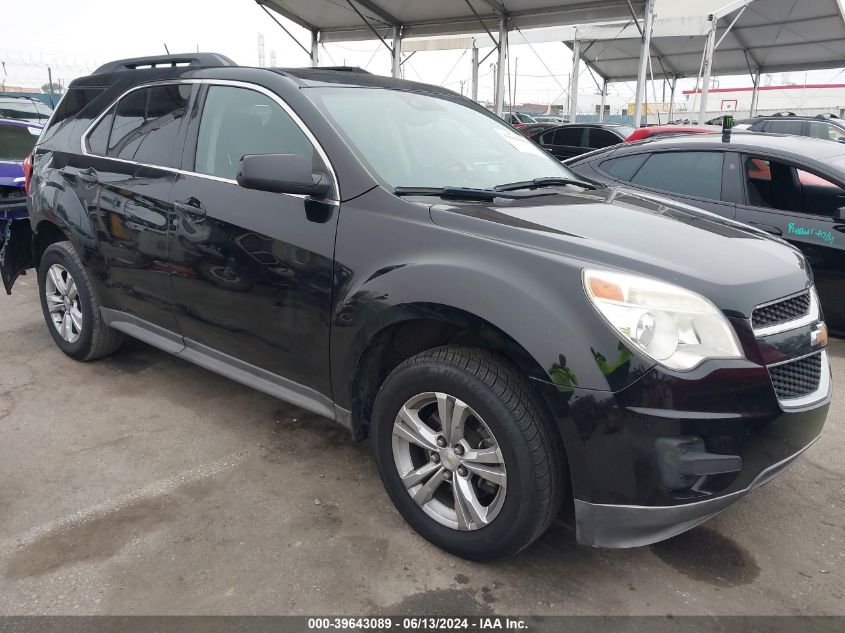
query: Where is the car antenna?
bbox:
[722,114,734,143]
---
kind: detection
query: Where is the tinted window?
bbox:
[0,97,52,122]
[766,120,804,135]
[108,84,191,168]
[44,87,102,127]
[0,123,39,161]
[86,105,115,156]
[808,121,845,142]
[600,154,648,181]
[631,152,724,199]
[588,128,621,149]
[744,156,845,217]
[195,85,315,181]
[552,127,584,146]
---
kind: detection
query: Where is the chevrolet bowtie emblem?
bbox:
[811,322,829,348]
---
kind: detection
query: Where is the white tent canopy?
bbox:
[259,0,845,124]
[258,0,645,115]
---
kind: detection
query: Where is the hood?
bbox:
[428,186,810,317]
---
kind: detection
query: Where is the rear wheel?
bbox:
[38,241,124,361]
[372,346,565,560]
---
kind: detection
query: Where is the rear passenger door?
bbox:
[168,82,340,398]
[539,126,587,160]
[604,150,738,219]
[81,82,194,332]
[735,154,845,327]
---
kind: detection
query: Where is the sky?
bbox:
[3,0,843,115]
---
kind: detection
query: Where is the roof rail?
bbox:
[93,53,237,75]
[816,112,840,119]
[769,111,797,117]
[309,66,371,74]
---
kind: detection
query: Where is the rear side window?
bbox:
[630,151,724,200]
[599,154,648,181]
[588,128,621,149]
[551,127,584,146]
[766,120,804,135]
[107,84,191,168]
[0,123,39,161]
[0,97,52,122]
[46,87,103,127]
[194,85,315,181]
[808,121,845,142]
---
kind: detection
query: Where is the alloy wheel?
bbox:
[391,392,507,531]
[44,264,83,344]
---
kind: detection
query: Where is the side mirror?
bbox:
[236,153,331,198]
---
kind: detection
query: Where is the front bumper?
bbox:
[574,433,819,547]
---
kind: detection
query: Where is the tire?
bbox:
[371,346,566,561]
[38,241,124,361]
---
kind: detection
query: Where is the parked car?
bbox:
[529,122,635,159]
[735,113,845,143]
[624,124,720,142]
[6,53,830,560]
[0,96,53,124]
[567,131,845,331]
[534,115,566,124]
[504,111,537,126]
[0,118,41,286]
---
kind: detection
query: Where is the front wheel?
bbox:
[371,346,566,560]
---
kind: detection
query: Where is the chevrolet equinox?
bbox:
[1,53,831,560]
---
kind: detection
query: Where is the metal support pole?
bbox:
[569,35,580,123]
[46,67,54,107]
[494,16,508,117]
[598,79,608,122]
[632,0,654,128]
[750,69,761,117]
[471,44,479,102]
[698,21,717,124]
[391,26,402,78]
[668,76,676,121]
[310,30,319,67]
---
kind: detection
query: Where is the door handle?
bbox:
[59,167,99,185]
[749,222,782,236]
[174,198,207,220]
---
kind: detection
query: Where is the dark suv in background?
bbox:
[3,53,830,560]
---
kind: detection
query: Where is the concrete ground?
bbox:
[0,279,842,616]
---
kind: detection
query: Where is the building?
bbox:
[683,84,845,120]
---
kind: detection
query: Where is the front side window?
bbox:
[194,85,316,181]
[744,156,845,216]
[312,88,575,190]
[552,127,584,146]
[630,151,724,200]
[588,128,622,149]
[600,154,648,181]
[808,121,845,143]
[107,84,191,168]
[0,98,52,122]
[766,120,804,135]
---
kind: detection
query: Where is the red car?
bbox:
[625,124,719,142]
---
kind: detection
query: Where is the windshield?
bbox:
[0,98,53,122]
[0,123,39,161]
[312,88,578,190]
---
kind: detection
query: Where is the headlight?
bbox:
[583,269,743,371]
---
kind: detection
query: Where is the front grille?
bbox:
[752,291,811,330]
[769,353,822,400]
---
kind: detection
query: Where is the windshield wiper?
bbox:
[494,176,598,192]
[393,186,556,201]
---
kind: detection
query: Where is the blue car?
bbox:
[1,118,41,289]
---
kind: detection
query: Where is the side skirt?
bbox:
[100,308,349,427]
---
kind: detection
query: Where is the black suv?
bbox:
[2,54,830,560]
[736,112,845,142]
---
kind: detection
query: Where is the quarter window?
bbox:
[194,85,316,181]
[86,105,115,156]
[630,151,724,200]
[107,84,191,168]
